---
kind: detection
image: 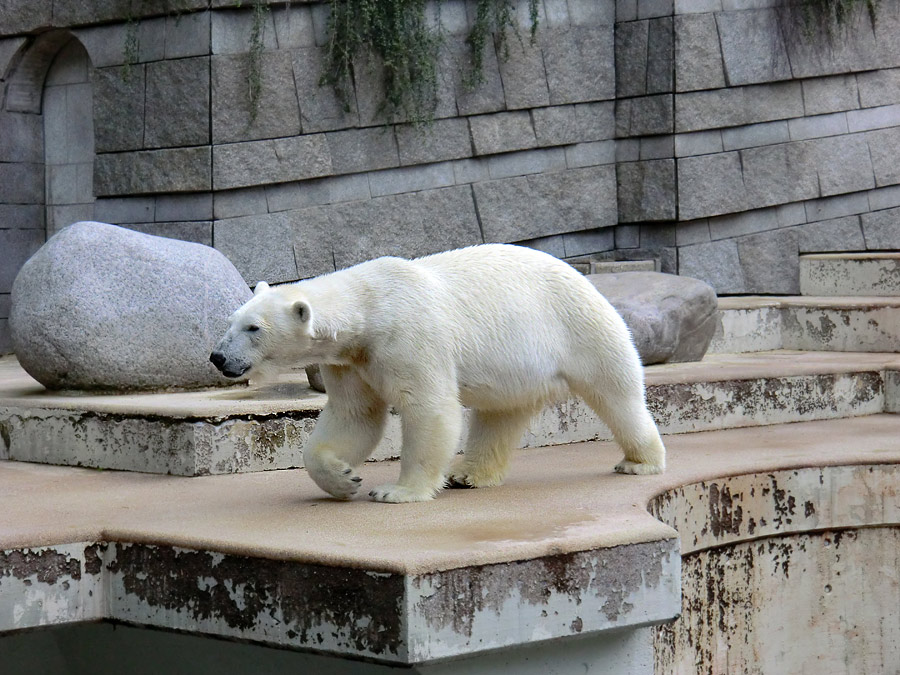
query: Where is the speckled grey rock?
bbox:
[10,221,251,391]
[588,271,718,365]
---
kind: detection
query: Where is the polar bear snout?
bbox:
[209,349,250,378]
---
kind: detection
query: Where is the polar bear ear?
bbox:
[253,281,270,296]
[292,300,311,323]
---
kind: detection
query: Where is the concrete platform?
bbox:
[800,253,900,297]
[2,352,898,475]
[2,415,900,666]
[710,295,900,353]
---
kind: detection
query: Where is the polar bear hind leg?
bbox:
[447,407,536,488]
[304,366,388,500]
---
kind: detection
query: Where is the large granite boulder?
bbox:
[588,271,718,365]
[10,221,252,391]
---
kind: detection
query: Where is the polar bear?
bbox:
[210,244,665,503]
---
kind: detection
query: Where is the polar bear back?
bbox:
[299,244,635,410]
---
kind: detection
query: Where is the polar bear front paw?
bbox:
[614,460,664,475]
[369,484,435,503]
[446,467,504,489]
[315,465,364,500]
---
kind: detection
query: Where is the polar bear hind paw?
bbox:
[445,467,505,489]
[614,460,664,475]
[369,484,436,503]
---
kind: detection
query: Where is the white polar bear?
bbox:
[210,244,665,503]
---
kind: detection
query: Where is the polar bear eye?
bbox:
[246,325,260,332]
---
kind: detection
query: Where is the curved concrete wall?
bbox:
[650,465,900,673]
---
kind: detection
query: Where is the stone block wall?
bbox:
[1,0,900,352]
[668,0,900,294]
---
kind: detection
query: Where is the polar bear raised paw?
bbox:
[614,460,665,475]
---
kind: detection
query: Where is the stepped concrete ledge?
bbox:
[710,295,900,354]
[1,352,897,475]
[800,253,900,297]
[2,415,900,669]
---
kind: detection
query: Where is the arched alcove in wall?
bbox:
[42,38,95,236]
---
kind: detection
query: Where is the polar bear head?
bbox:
[209,281,313,380]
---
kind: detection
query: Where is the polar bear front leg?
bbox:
[369,398,463,503]
[304,367,388,500]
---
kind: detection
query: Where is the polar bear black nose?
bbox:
[209,351,226,368]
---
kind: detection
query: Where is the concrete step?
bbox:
[1,352,898,475]
[800,253,900,297]
[2,415,900,669]
[710,295,900,353]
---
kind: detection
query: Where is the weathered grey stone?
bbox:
[93,66,145,153]
[675,82,803,133]
[488,147,566,178]
[787,112,847,141]
[708,208,778,241]
[0,162,42,204]
[0,229,44,293]
[95,147,212,196]
[867,126,900,187]
[533,106,579,146]
[10,221,251,391]
[155,193,214,222]
[858,69,900,109]
[0,204,43,230]
[0,294,10,319]
[369,162,455,197]
[0,110,41,163]
[677,152,747,220]
[616,20,649,98]
[474,165,617,242]
[292,47,358,132]
[575,101,617,140]
[588,271,717,364]
[805,191,870,223]
[211,52,301,143]
[616,159,676,222]
[847,103,900,133]
[330,186,482,269]
[213,135,332,190]
[516,234,567,258]
[470,111,537,156]
[723,120,790,150]
[214,212,300,283]
[674,130,723,156]
[640,135,675,159]
[616,94,673,137]
[716,9,791,86]
[640,223,676,247]
[565,141,616,168]
[211,6,278,54]
[679,239,745,294]
[497,37,550,109]
[592,246,677,273]
[739,142,818,210]
[451,38,506,116]
[737,227,800,294]
[785,6,880,79]
[809,134,875,197]
[647,17,674,94]
[799,215,864,253]
[862,207,900,250]
[326,127,399,174]
[213,187,268,219]
[676,220,711,246]
[124,221,213,247]
[615,224,641,248]
[803,74,860,115]
[544,26,615,104]
[563,228,615,257]
[396,118,471,166]
[272,4,316,49]
[94,197,155,224]
[165,10,211,59]
[0,0,51,34]
[869,184,900,212]
[674,13,725,92]
[145,57,210,148]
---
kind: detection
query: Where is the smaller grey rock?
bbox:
[305,364,326,393]
[11,221,252,391]
[588,271,718,365]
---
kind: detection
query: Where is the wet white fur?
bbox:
[216,244,665,503]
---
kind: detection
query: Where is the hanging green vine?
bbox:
[321,0,540,125]
[246,0,270,124]
[122,16,140,83]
